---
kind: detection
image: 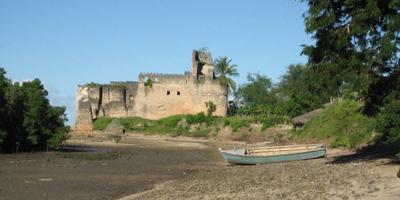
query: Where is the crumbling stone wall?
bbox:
[75,50,228,131]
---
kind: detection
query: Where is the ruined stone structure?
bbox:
[75,50,228,131]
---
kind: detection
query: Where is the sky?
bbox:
[0,0,312,125]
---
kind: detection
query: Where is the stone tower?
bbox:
[192,50,214,80]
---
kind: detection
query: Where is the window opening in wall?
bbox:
[177,91,181,95]
[167,90,170,95]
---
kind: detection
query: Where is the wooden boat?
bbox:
[219,144,326,165]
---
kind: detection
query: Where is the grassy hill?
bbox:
[291,99,374,148]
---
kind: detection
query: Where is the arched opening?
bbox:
[167,90,170,95]
[177,91,181,95]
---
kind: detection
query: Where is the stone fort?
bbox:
[75,50,228,131]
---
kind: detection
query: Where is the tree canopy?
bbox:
[237,73,274,106]
[302,0,400,113]
[0,68,69,153]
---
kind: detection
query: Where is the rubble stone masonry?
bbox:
[75,50,228,132]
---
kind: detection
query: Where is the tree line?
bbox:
[217,0,399,149]
[0,68,69,153]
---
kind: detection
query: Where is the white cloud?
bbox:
[11,78,33,84]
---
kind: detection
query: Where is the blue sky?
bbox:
[0,0,312,125]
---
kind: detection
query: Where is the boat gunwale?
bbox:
[218,144,326,158]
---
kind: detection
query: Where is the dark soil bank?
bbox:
[0,138,216,200]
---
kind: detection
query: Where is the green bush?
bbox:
[93,117,114,131]
[205,101,217,116]
[185,112,214,126]
[47,127,69,149]
[292,99,373,148]
[223,118,230,127]
[144,78,153,87]
[262,115,289,130]
[224,117,251,132]
[375,101,400,146]
[186,112,206,124]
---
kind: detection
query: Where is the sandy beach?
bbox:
[0,134,399,200]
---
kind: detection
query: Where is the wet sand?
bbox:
[0,135,214,200]
[0,134,399,200]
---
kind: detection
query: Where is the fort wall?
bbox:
[75,50,228,131]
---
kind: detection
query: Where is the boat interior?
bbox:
[245,144,324,156]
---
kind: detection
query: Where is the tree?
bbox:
[0,68,69,152]
[277,64,328,117]
[0,68,10,145]
[237,73,274,106]
[375,101,400,146]
[302,0,400,114]
[214,57,239,94]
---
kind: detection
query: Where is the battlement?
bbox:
[138,71,191,83]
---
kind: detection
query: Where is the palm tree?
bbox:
[214,57,239,94]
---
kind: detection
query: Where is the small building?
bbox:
[75,50,228,131]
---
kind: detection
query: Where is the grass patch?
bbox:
[93,113,286,140]
[292,99,374,148]
[57,151,122,161]
[94,115,208,136]
[157,115,185,128]
[93,117,114,131]
[118,116,149,131]
[223,116,251,132]
[262,115,290,130]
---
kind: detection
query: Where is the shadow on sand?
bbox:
[327,143,399,165]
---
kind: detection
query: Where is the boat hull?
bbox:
[219,146,326,165]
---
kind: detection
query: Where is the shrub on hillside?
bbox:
[292,99,373,148]
[223,117,251,132]
[262,115,289,130]
[186,112,214,126]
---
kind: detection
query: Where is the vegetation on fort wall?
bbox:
[292,99,374,148]
[144,78,153,88]
[84,82,101,87]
